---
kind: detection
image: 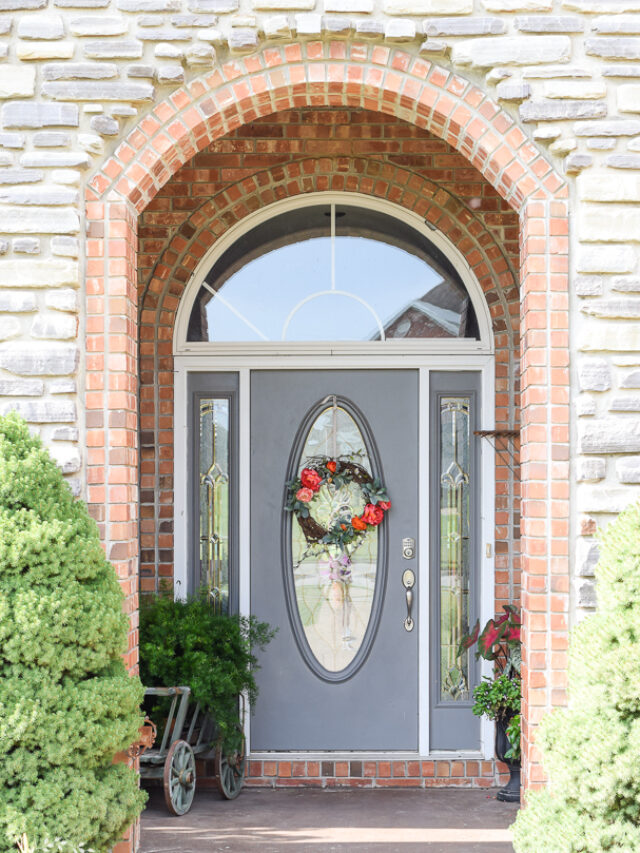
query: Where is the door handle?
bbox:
[402,569,415,632]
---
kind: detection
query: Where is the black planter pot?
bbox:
[495,717,521,803]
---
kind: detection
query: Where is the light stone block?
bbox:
[543,80,607,99]
[575,275,604,296]
[69,16,128,36]
[579,172,640,202]
[90,114,119,135]
[294,13,321,34]
[586,137,616,150]
[579,324,640,351]
[0,399,76,423]
[565,0,640,11]
[0,0,46,8]
[384,0,471,13]
[515,15,581,31]
[576,459,605,483]
[51,237,79,258]
[385,18,415,40]
[520,99,607,121]
[593,14,640,34]
[586,37,640,61]
[0,342,79,375]
[523,64,590,78]
[136,26,192,40]
[83,40,143,58]
[13,237,40,253]
[17,40,74,59]
[42,80,154,100]
[618,84,640,113]
[228,27,258,50]
[46,288,78,311]
[578,357,611,391]
[566,153,594,172]
[43,62,118,80]
[0,259,79,287]
[452,35,570,68]
[424,17,505,36]
[0,377,44,395]
[189,0,238,11]
[577,580,596,609]
[576,396,597,417]
[263,14,290,37]
[575,119,640,136]
[616,456,640,483]
[118,0,180,9]
[610,396,640,411]
[577,485,638,515]
[0,292,37,312]
[0,66,35,98]
[33,131,72,146]
[50,379,77,394]
[496,80,532,102]
[50,169,81,184]
[32,313,77,339]
[253,0,312,7]
[2,101,78,128]
[155,41,183,58]
[577,246,636,274]
[49,444,81,474]
[52,426,78,441]
[185,42,216,64]
[576,538,600,575]
[580,204,640,242]
[0,186,78,204]
[612,276,640,292]
[621,368,640,387]
[0,316,21,339]
[156,63,185,82]
[0,205,79,233]
[0,133,26,148]
[17,14,65,39]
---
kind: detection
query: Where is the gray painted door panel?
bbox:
[250,370,419,751]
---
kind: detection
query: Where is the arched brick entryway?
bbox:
[85,41,569,810]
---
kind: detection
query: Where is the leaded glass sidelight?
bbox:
[439,397,471,702]
[290,404,379,674]
[199,398,230,613]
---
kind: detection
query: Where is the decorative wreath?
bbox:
[285,456,391,551]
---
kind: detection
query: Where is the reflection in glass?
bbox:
[439,397,471,701]
[291,406,378,673]
[199,398,230,613]
[187,205,478,343]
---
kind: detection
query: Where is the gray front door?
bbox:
[250,370,419,751]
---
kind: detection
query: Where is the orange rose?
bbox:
[351,516,367,531]
[326,460,337,473]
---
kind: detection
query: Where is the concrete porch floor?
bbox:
[140,786,519,853]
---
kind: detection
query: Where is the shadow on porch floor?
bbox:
[140,786,518,853]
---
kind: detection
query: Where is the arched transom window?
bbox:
[185,203,484,345]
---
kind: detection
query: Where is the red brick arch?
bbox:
[84,40,570,799]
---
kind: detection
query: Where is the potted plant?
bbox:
[459,605,522,802]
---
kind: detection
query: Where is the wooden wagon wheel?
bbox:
[163,739,196,815]
[214,726,246,800]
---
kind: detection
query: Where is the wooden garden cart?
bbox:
[140,686,246,815]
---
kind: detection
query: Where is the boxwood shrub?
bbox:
[0,414,146,853]
[513,502,640,852]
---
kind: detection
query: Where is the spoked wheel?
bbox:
[215,728,246,800]
[163,739,196,815]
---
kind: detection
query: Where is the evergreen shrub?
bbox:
[513,501,640,852]
[0,413,146,853]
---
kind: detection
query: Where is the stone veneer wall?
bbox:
[0,0,637,843]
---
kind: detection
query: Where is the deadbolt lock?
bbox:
[402,537,415,560]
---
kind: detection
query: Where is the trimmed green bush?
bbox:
[0,413,146,853]
[513,501,640,852]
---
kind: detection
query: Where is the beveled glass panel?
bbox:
[199,398,230,613]
[291,406,378,673]
[439,397,471,701]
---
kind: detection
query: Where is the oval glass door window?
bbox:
[291,404,379,674]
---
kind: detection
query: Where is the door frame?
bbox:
[173,353,496,760]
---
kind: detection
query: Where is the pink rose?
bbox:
[296,487,314,503]
[378,500,391,512]
[362,503,384,526]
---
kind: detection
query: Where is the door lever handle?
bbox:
[402,569,415,632]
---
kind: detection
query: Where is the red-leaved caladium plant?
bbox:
[458,605,521,677]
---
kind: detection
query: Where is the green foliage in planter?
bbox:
[513,502,640,852]
[139,591,275,751]
[472,673,520,724]
[505,713,521,763]
[0,413,146,853]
